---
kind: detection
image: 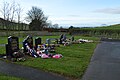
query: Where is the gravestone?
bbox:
[71,36,74,41]
[46,38,51,46]
[6,36,19,57]
[46,38,58,46]
[59,34,63,44]
[35,37,42,50]
[35,37,41,47]
[6,44,10,56]
[23,35,33,52]
[63,34,66,41]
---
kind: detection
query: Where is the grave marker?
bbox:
[60,34,63,44]
[35,37,42,50]
[23,35,33,52]
[46,38,51,46]
[6,36,19,57]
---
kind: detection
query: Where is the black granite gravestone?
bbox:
[6,44,10,56]
[23,35,33,52]
[6,36,19,57]
[35,37,41,50]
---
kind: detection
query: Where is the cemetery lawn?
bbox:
[0,73,24,80]
[0,36,99,79]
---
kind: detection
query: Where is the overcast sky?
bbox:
[0,0,120,27]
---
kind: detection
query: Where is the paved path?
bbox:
[82,41,120,80]
[0,60,68,80]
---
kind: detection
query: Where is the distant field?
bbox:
[95,24,120,29]
[70,24,120,38]
[0,36,99,79]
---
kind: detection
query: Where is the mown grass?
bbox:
[0,73,24,80]
[0,36,99,79]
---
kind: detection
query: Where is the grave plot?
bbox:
[45,38,59,53]
[21,35,63,59]
[4,35,76,60]
[59,34,75,46]
[23,36,38,57]
[6,36,25,61]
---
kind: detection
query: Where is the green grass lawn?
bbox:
[0,73,24,80]
[0,36,99,79]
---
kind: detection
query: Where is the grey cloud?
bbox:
[94,7,120,14]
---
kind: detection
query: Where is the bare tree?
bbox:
[1,1,10,29]
[10,1,17,22]
[1,1,9,20]
[26,6,48,31]
[16,4,23,30]
[0,0,23,30]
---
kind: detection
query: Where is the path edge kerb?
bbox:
[100,38,120,42]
